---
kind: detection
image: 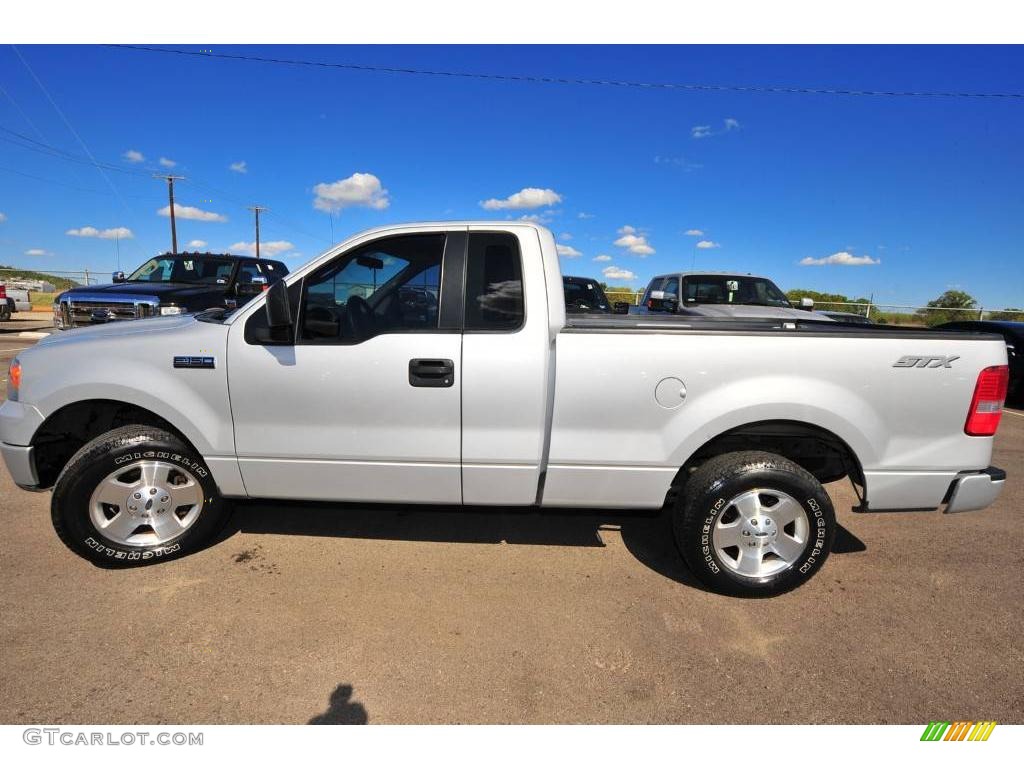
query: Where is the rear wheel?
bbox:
[51,425,229,567]
[673,451,836,597]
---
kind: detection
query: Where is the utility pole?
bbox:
[155,174,185,254]
[247,205,268,259]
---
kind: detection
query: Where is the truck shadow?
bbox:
[217,500,866,592]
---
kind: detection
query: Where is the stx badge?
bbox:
[893,355,959,368]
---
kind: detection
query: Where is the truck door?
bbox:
[226,230,464,504]
[460,227,554,504]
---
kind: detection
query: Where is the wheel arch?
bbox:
[664,419,865,508]
[30,399,203,489]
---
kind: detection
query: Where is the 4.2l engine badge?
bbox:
[892,355,959,368]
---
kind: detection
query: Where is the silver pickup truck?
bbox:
[0,222,1010,596]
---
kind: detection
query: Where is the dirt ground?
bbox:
[0,333,1021,724]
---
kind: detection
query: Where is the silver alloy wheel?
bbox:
[711,488,810,577]
[88,460,204,547]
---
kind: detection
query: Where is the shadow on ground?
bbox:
[307,684,368,725]
[217,499,866,593]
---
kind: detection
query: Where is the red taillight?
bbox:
[965,365,1009,436]
[0,285,6,299]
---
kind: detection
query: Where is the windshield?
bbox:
[127,256,235,284]
[563,279,609,311]
[680,275,791,307]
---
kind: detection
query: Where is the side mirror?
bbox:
[265,278,292,329]
[613,301,630,315]
[800,297,815,310]
[112,271,126,283]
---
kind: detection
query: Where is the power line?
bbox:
[0,126,148,176]
[104,44,1024,100]
[12,47,142,234]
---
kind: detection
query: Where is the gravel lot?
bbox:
[1,334,1021,724]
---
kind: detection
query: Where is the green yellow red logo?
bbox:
[921,721,997,741]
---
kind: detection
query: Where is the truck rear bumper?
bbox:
[0,442,41,490]
[945,466,1005,513]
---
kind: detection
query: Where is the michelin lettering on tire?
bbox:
[85,537,181,560]
[673,450,837,597]
[51,424,229,568]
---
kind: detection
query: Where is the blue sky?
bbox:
[0,44,1021,307]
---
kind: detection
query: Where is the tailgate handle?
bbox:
[409,358,455,388]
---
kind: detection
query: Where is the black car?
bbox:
[54,252,288,329]
[562,276,629,314]
[937,320,1023,402]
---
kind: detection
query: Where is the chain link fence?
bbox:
[602,290,1020,326]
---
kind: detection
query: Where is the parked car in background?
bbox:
[639,272,833,321]
[0,283,32,320]
[562,275,629,314]
[937,320,1023,402]
[52,252,288,330]
[820,310,873,325]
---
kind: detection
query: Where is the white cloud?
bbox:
[123,149,144,163]
[0,211,7,222]
[229,161,247,174]
[696,240,720,249]
[602,265,637,281]
[480,187,562,210]
[613,225,655,256]
[559,232,573,241]
[800,251,881,266]
[577,212,594,219]
[518,212,555,224]
[593,254,612,262]
[66,226,134,240]
[684,229,704,236]
[313,172,390,213]
[556,244,582,258]
[158,157,176,168]
[228,240,295,258]
[654,155,703,170]
[25,248,50,256]
[692,118,740,140]
[157,203,228,222]
[186,239,208,249]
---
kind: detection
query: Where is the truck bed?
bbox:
[563,313,1001,340]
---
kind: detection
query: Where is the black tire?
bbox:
[51,424,229,567]
[673,450,836,597]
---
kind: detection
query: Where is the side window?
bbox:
[662,277,679,298]
[299,234,444,344]
[464,232,523,331]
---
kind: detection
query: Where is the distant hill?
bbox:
[0,265,82,291]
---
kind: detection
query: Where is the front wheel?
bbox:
[673,451,836,597]
[51,425,230,567]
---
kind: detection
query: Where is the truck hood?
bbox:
[680,304,835,321]
[35,314,201,347]
[56,282,225,302]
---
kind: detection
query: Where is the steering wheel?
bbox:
[345,295,375,341]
